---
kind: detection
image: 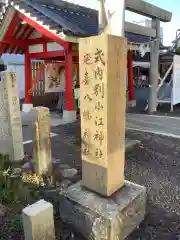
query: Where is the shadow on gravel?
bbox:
[23,120,180,239]
[128,200,180,240]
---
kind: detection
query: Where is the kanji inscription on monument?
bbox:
[79,35,127,196]
[0,71,24,161]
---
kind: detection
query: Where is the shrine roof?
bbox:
[1,0,151,43]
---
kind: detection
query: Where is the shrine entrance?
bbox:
[0,7,79,122]
[0,1,140,122]
[30,60,79,113]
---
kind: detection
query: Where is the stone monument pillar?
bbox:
[32,107,52,175]
[0,71,24,161]
[59,1,146,239]
[79,35,127,196]
[59,35,146,239]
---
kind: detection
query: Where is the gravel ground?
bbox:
[125,130,180,240]
[2,121,180,239]
[52,122,180,239]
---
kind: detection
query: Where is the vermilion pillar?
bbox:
[127,50,134,101]
[64,43,74,111]
[25,47,32,104]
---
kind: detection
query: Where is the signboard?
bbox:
[45,63,78,93]
[45,63,65,93]
[172,55,180,105]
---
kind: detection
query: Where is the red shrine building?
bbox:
[0,0,151,121]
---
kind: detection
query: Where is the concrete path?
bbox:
[126,113,180,139]
[21,111,67,144]
[22,111,180,139]
[22,126,139,153]
[23,111,180,148]
[21,111,71,127]
[21,111,140,150]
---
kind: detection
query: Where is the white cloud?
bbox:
[65,0,176,46]
[161,16,179,46]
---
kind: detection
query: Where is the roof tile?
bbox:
[7,0,150,42]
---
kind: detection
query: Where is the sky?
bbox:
[64,0,180,46]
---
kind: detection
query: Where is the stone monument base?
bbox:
[59,180,146,240]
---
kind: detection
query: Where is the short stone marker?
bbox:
[59,35,146,240]
[22,199,55,240]
[32,107,52,175]
[0,71,24,161]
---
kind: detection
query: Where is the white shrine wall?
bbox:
[28,42,64,53]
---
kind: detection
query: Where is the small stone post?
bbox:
[79,35,127,196]
[0,71,24,161]
[22,199,55,240]
[32,107,52,175]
